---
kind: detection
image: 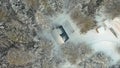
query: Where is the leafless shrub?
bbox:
[61,42,79,64]
[7,48,33,66]
[79,60,107,68]
[5,28,32,44]
[5,20,23,31]
[37,39,53,56]
[32,39,54,68]
[61,42,93,64]
[3,20,33,44]
[91,52,111,64]
[78,43,93,61]
[79,52,111,68]
[0,37,12,48]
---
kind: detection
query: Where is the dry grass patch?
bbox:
[7,48,33,66]
[70,8,96,33]
[35,11,51,29]
[24,0,39,9]
[4,20,32,43]
[0,9,8,21]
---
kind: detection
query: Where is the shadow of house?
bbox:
[57,26,69,42]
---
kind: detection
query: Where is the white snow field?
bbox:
[85,17,120,64]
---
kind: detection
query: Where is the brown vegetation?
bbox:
[7,48,33,66]
[4,20,32,43]
[25,0,39,9]
[0,9,8,21]
[70,8,96,33]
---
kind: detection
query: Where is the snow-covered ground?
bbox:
[84,27,120,64]
[84,16,120,64]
